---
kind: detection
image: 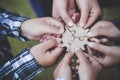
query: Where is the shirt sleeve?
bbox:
[0,8,29,41]
[0,48,44,80]
[111,18,120,30]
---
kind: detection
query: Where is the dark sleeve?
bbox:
[0,8,29,41]
[111,18,120,30]
[0,48,44,80]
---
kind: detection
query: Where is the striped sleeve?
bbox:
[0,48,44,80]
[0,8,29,41]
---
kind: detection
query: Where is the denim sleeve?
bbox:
[0,8,29,41]
[0,48,44,80]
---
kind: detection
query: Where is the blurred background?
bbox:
[0,0,120,80]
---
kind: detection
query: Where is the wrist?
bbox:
[55,78,65,80]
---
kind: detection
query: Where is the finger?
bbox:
[87,22,106,37]
[86,46,93,56]
[62,52,74,64]
[88,42,111,54]
[50,47,63,59]
[77,5,89,27]
[90,38,100,43]
[72,13,80,23]
[75,50,88,63]
[99,38,109,43]
[44,18,64,34]
[60,11,74,26]
[41,39,58,52]
[84,12,100,28]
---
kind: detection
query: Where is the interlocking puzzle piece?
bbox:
[69,37,89,52]
[67,24,89,40]
[61,27,75,51]
[62,24,90,52]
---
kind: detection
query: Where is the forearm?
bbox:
[0,7,29,41]
[0,48,44,80]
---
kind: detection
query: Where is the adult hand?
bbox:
[21,17,64,41]
[88,42,120,68]
[30,39,63,67]
[76,0,101,28]
[52,0,75,26]
[53,52,74,80]
[75,49,103,80]
[87,21,120,40]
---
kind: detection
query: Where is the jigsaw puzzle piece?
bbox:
[69,37,89,52]
[67,24,89,38]
[62,27,75,49]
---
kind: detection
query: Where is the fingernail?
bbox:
[75,48,80,51]
[88,42,94,48]
[87,32,94,37]
[59,27,64,33]
[80,22,85,27]
[56,38,62,43]
[67,21,74,26]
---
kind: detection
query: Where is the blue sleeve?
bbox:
[111,18,120,30]
[0,48,44,80]
[0,8,29,41]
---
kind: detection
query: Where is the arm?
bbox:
[0,39,63,80]
[0,48,44,80]
[0,7,29,41]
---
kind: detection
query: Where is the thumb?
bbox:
[62,52,74,64]
[50,47,63,60]
[60,11,74,26]
[88,42,111,55]
[75,50,89,64]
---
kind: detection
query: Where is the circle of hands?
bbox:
[22,13,120,80]
[20,0,120,80]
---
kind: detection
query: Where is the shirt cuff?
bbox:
[0,10,29,41]
[0,48,44,80]
[111,18,120,30]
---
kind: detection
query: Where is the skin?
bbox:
[21,17,64,41]
[52,0,101,28]
[20,17,65,67]
[30,39,63,67]
[53,48,103,80]
[53,52,74,80]
[87,21,120,68]
[75,49,103,80]
[76,0,101,28]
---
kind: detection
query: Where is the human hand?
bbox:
[88,42,120,68]
[87,21,120,40]
[21,17,64,41]
[76,0,101,28]
[30,39,63,67]
[75,48,103,80]
[52,0,75,26]
[53,52,74,80]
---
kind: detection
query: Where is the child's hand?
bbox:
[88,42,120,68]
[87,21,120,40]
[21,17,64,41]
[53,52,74,80]
[30,39,63,67]
[75,49,103,80]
